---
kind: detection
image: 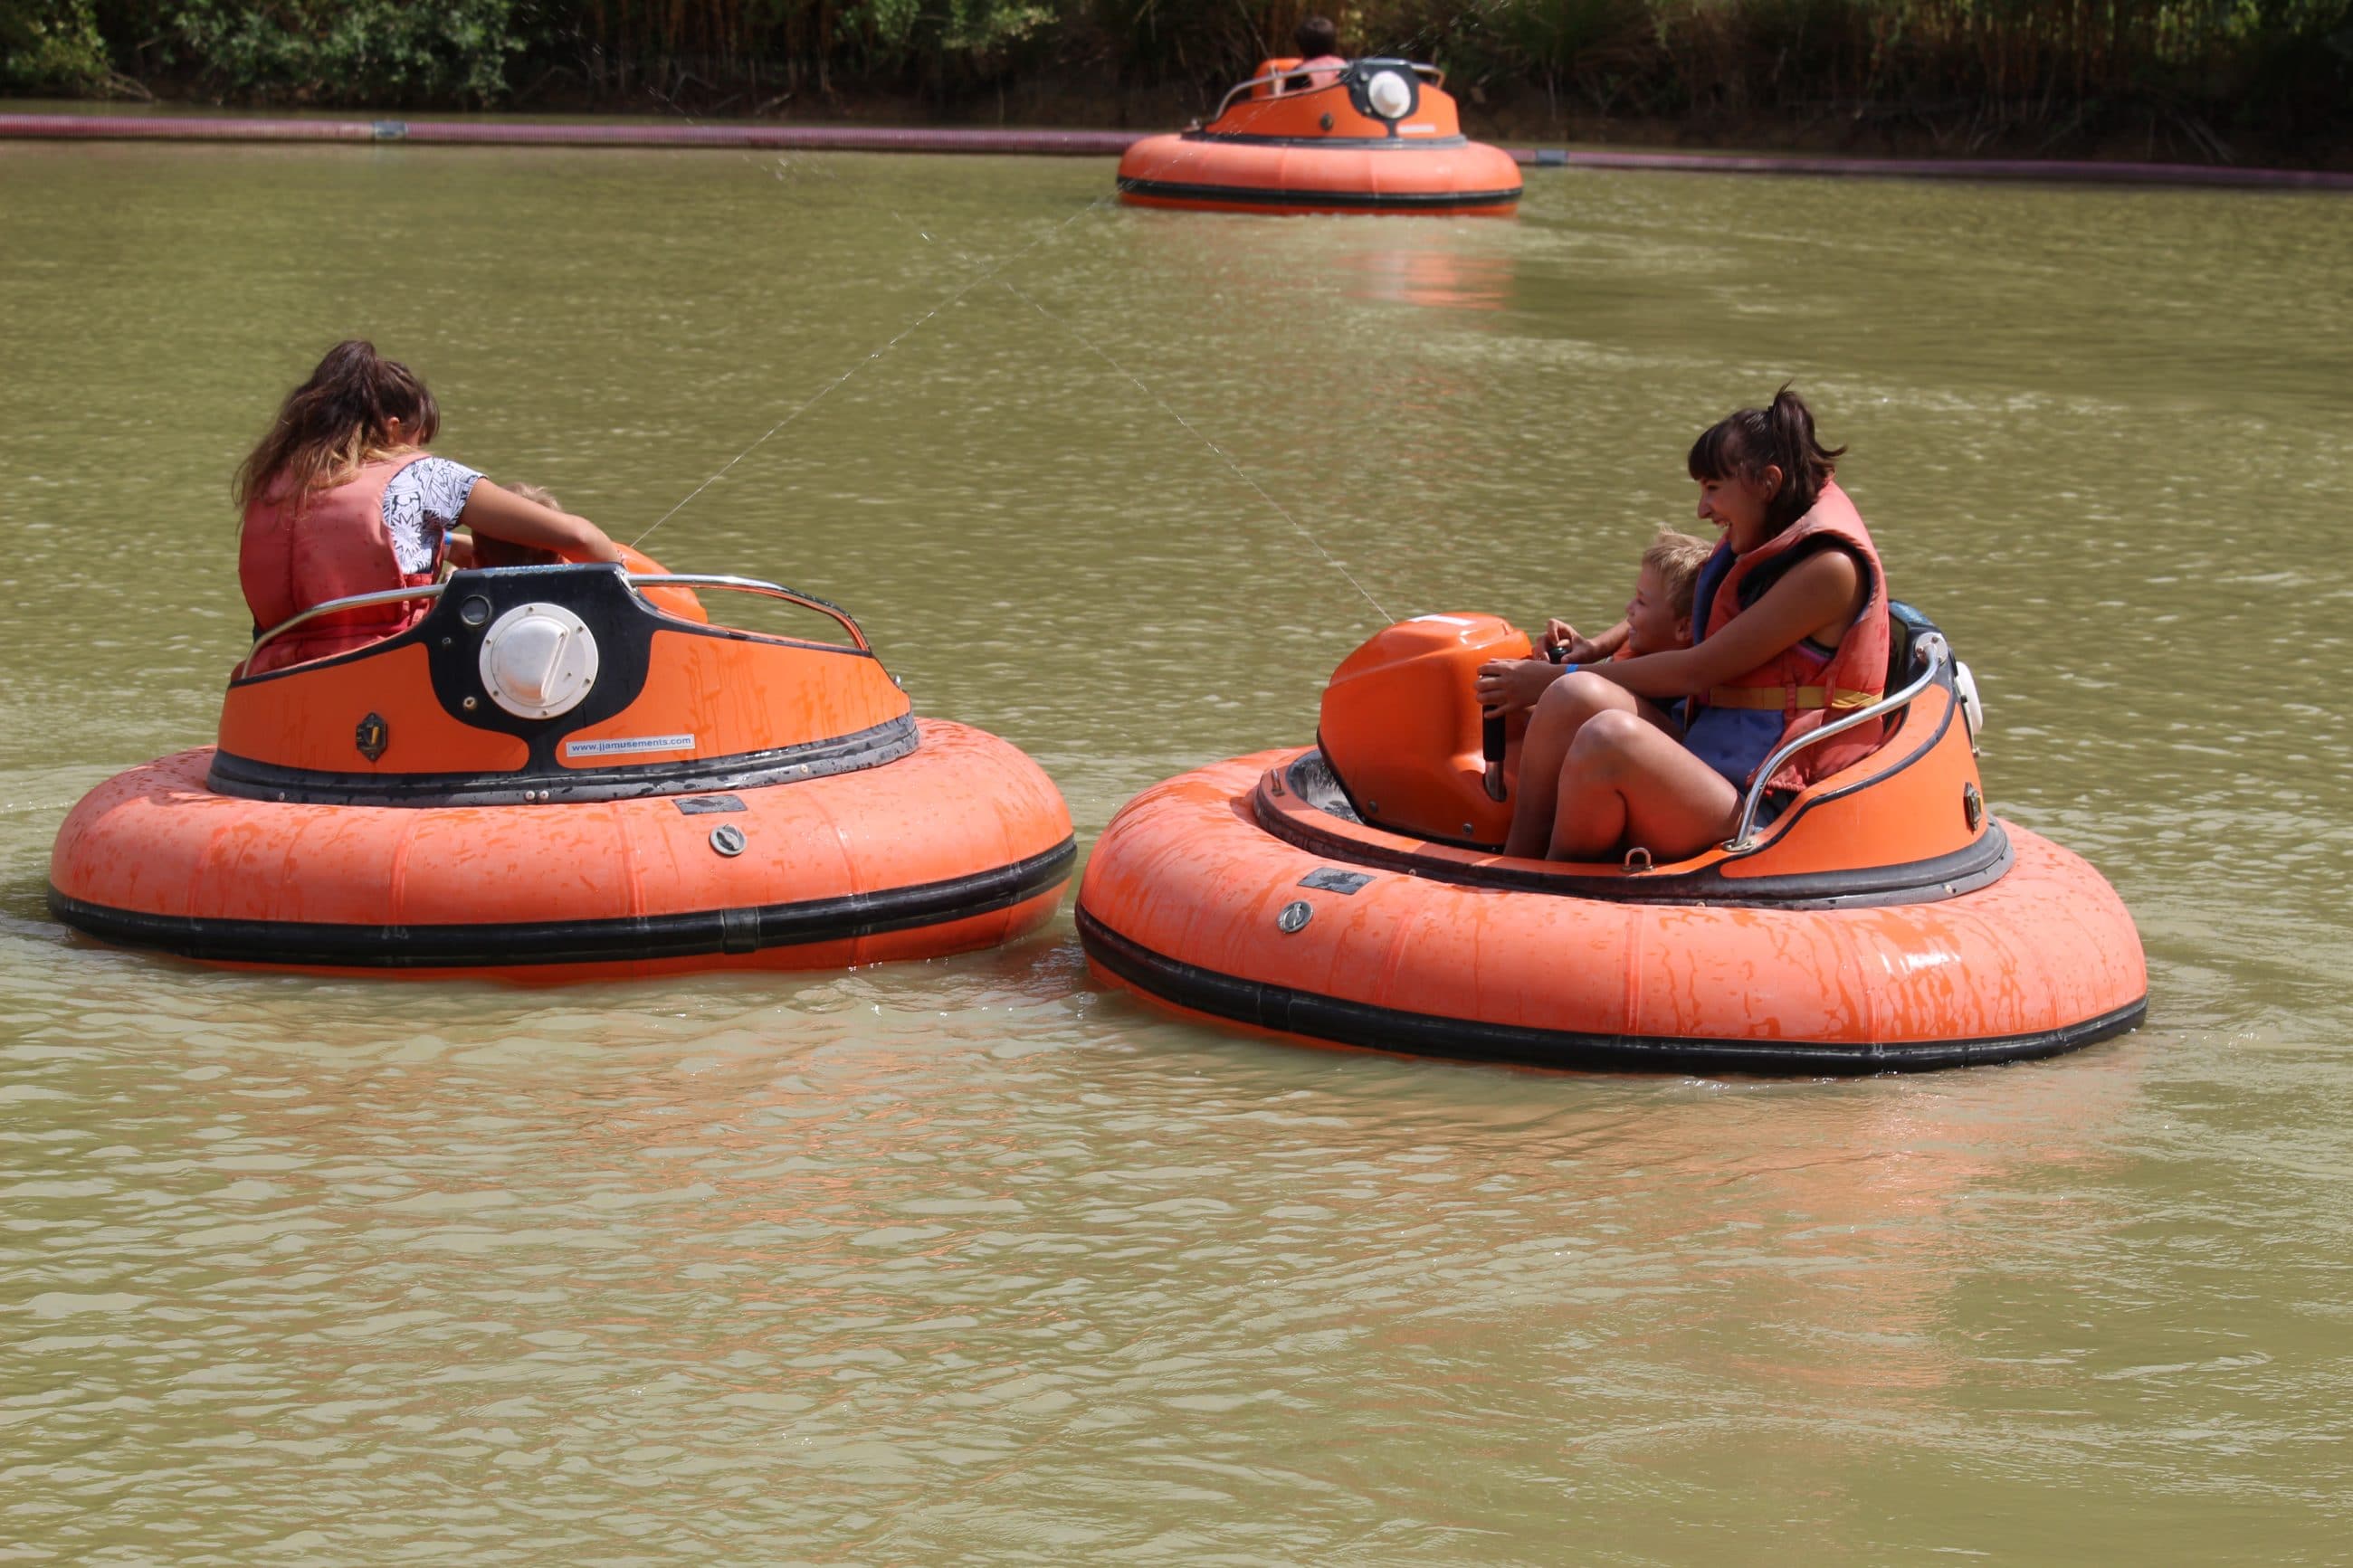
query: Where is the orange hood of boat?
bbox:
[1318,613,1530,845]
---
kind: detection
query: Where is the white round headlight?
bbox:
[479,602,600,719]
[1366,70,1414,119]
[1954,660,1986,746]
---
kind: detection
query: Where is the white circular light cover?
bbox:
[479,603,600,719]
[1954,659,1986,738]
[1366,70,1414,119]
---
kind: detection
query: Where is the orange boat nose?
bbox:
[1317,613,1532,845]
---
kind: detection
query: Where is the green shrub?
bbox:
[838,0,1062,82]
[2,0,116,90]
[170,0,524,104]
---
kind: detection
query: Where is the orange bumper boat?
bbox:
[1077,609,2146,1073]
[1117,57,1522,216]
[51,563,1074,978]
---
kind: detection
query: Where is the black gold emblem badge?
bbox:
[356,712,389,763]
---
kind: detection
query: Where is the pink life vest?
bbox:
[1292,53,1348,90]
[1686,479,1891,792]
[238,455,442,676]
[1256,55,1347,96]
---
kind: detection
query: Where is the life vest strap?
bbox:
[1706,684,1880,712]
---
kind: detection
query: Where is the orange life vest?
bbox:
[1686,480,1890,792]
[238,455,441,676]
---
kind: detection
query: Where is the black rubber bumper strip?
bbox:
[1116,176,1521,209]
[50,837,1076,970]
[1076,905,2145,1076]
[1174,131,1473,150]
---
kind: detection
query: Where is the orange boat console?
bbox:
[50,561,1075,978]
[1117,57,1523,216]
[1077,608,2147,1073]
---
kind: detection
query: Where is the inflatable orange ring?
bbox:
[1078,751,2144,1073]
[54,722,1070,979]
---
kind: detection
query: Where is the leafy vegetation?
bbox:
[166,0,523,102]
[13,0,2350,160]
[2,0,116,90]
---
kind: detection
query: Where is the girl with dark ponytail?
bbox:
[1475,387,1891,861]
[235,340,624,675]
[1681,384,1846,534]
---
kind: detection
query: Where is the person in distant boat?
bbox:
[1474,388,1889,861]
[1283,14,1348,92]
[234,339,621,675]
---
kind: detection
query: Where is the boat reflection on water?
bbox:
[1519,1044,2148,1478]
[1339,236,1517,314]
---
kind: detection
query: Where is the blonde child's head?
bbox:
[1625,527,1713,656]
[470,482,566,569]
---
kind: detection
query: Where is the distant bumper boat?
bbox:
[1117,58,1522,216]
[50,562,1074,978]
[1078,610,2146,1074]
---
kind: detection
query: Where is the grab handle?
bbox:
[240,584,444,678]
[1481,708,1508,801]
[1721,633,1950,853]
[624,574,871,651]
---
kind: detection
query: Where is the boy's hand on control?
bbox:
[1546,619,1605,663]
[1474,658,1560,714]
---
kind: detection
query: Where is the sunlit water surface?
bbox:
[2,144,2348,1563]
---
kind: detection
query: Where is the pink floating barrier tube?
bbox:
[0,113,1142,157]
[3,112,2347,191]
[1510,144,2353,192]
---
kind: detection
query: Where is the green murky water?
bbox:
[3,141,2349,1562]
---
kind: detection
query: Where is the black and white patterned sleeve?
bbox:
[381,457,485,575]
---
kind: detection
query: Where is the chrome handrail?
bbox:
[1208,60,1444,122]
[240,584,445,676]
[1723,632,1950,852]
[236,567,872,677]
[625,573,870,651]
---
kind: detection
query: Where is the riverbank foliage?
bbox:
[8,1,2350,162]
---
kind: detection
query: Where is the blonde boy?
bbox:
[1614,527,1713,659]
[1476,528,1716,722]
